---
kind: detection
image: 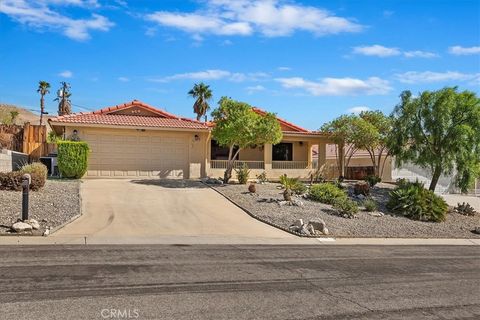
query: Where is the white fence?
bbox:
[210,160,265,169]
[272,161,309,170]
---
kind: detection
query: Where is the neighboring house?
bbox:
[48,100,331,180]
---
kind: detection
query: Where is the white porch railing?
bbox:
[272,161,309,170]
[210,160,265,169]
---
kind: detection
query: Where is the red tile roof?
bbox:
[252,107,309,132]
[48,100,209,130]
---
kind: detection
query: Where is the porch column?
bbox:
[317,141,327,170]
[263,143,272,171]
[307,141,313,169]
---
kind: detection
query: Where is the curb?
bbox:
[206,182,324,238]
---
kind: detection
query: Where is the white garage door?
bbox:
[83,129,189,178]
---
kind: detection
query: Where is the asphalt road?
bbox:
[0,245,479,320]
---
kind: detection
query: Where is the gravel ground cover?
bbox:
[213,182,480,238]
[0,179,80,235]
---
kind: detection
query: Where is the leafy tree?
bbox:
[55,82,72,116]
[358,110,394,178]
[188,82,212,121]
[37,81,50,125]
[321,114,364,178]
[389,87,480,192]
[211,97,283,183]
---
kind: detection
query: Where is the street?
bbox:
[0,245,479,319]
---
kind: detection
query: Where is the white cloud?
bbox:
[118,77,129,82]
[277,66,291,71]
[348,106,371,114]
[403,50,438,58]
[353,45,401,57]
[395,71,480,84]
[353,45,438,58]
[448,46,480,55]
[276,76,391,96]
[58,70,73,78]
[246,85,266,94]
[149,69,269,83]
[0,0,114,40]
[145,0,363,38]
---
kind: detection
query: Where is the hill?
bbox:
[0,103,41,125]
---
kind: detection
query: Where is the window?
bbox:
[211,140,239,160]
[272,143,293,161]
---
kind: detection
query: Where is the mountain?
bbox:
[0,103,42,125]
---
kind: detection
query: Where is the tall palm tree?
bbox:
[37,81,50,126]
[188,82,212,121]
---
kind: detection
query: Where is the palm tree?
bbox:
[55,82,72,116]
[37,81,50,125]
[188,82,212,121]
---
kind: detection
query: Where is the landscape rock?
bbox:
[291,199,304,207]
[43,226,50,236]
[300,224,311,236]
[278,201,288,206]
[27,219,40,230]
[306,224,315,235]
[474,227,480,235]
[323,227,329,235]
[11,222,33,233]
[368,212,384,217]
[308,219,326,233]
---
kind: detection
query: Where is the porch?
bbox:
[206,133,331,181]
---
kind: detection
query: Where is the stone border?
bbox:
[49,180,83,235]
[205,182,325,238]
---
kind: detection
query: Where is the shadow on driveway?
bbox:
[130,179,209,189]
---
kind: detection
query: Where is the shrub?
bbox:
[387,181,448,222]
[279,174,306,195]
[363,198,378,212]
[20,162,48,190]
[235,163,250,184]
[454,202,477,216]
[0,171,23,191]
[364,175,381,187]
[57,141,90,179]
[256,171,268,183]
[333,198,359,218]
[353,182,370,196]
[309,183,347,204]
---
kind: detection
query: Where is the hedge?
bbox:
[57,141,90,179]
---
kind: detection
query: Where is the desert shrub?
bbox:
[387,181,448,222]
[353,182,370,196]
[57,141,90,179]
[363,198,378,212]
[235,163,250,184]
[256,171,268,183]
[279,175,306,195]
[0,171,23,191]
[309,183,347,204]
[333,198,359,218]
[20,162,48,190]
[454,202,477,216]
[364,175,381,187]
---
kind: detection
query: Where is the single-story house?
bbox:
[48,100,392,181]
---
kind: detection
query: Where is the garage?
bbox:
[82,128,189,178]
[48,100,209,179]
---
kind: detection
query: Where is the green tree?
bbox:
[358,110,394,178]
[389,87,480,192]
[211,97,283,183]
[188,82,213,121]
[37,81,50,125]
[321,114,361,178]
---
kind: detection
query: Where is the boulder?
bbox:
[323,227,330,235]
[306,224,315,235]
[308,219,326,233]
[293,219,304,228]
[27,219,40,230]
[11,222,33,233]
[300,224,311,236]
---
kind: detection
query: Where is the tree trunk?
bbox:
[338,142,345,178]
[223,146,240,184]
[39,96,44,126]
[429,165,442,191]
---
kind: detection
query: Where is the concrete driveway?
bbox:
[53,179,293,242]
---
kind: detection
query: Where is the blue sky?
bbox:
[1,0,479,130]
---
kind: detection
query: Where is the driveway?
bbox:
[53,179,293,242]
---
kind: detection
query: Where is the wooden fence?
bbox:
[0,123,55,160]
